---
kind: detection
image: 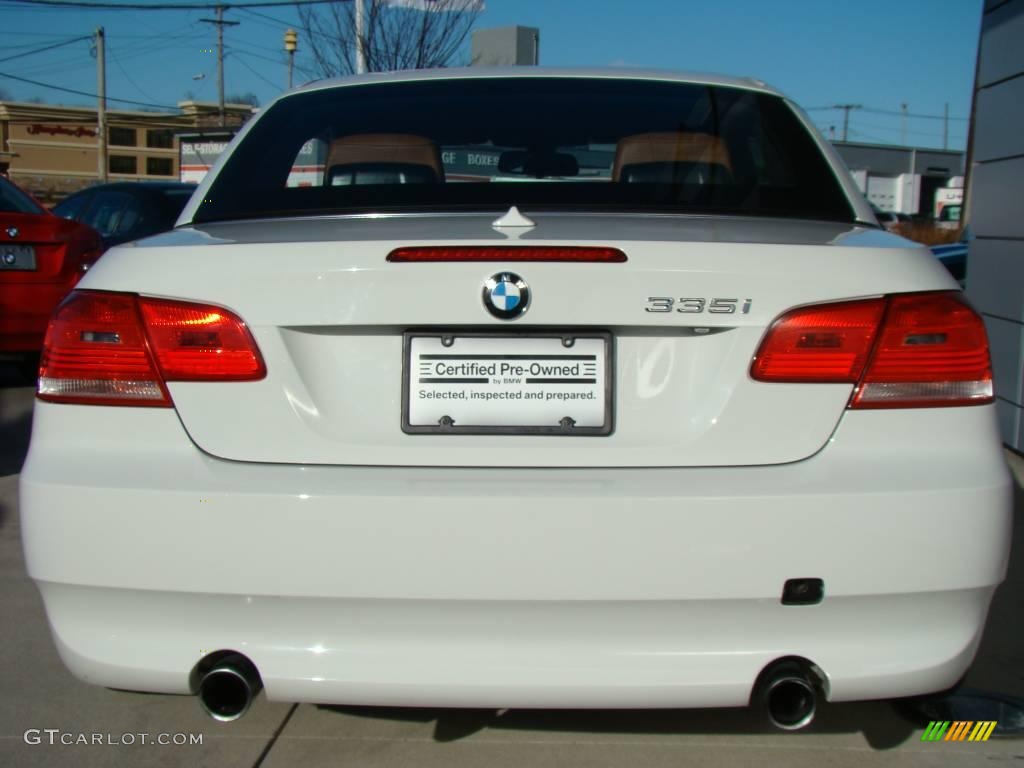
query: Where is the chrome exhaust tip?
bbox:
[757,660,819,731]
[198,654,262,722]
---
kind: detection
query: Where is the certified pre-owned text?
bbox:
[431,362,586,377]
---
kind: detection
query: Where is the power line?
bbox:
[228,44,283,65]
[2,0,343,9]
[0,31,92,40]
[5,115,186,125]
[862,106,969,122]
[806,104,969,122]
[200,6,240,126]
[4,32,196,80]
[108,43,154,101]
[239,6,296,26]
[846,127,889,144]
[230,40,317,80]
[240,6,336,43]
[0,34,91,64]
[229,50,279,90]
[6,51,91,77]
[112,39,202,63]
[0,69,178,109]
[831,103,861,142]
[229,36,287,56]
[855,119,966,141]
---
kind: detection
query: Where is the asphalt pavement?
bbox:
[1,363,1022,767]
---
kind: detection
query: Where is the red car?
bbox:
[1,176,103,356]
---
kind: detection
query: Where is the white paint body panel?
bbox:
[21,403,1012,706]
[83,216,955,468]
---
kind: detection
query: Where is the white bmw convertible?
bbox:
[20,68,1012,729]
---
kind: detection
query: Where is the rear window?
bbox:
[0,177,45,215]
[192,77,854,225]
[82,191,142,238]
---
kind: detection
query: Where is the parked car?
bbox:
[53,181,196,250]
[931,225,971,284]
[0,175,103,357]
[21,69,1011,731]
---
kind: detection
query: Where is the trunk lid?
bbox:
[86,213,955,467]
[0,212,98,283]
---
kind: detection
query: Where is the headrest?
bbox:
[325,133,444,181]
[612,132,732,181]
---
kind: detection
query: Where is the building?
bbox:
[471,26,540,67]
[965,0,1024,451]
[832,141,965,216]
[0,100,254,204]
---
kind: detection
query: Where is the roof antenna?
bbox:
[492,206,536,230]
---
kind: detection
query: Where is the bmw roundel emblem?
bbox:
[5,226,18,239]
[483,272,530,320]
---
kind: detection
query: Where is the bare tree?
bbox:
[296,0,482,79]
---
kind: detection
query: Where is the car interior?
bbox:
[315,130,738,187]
[324,133,445,186]
[611,132,735,185]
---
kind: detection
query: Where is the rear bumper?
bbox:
[38,583,993,708]
[20,403,1014,707]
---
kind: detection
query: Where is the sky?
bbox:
[0,0,982,150]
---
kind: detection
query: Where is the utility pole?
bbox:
[832,104,862,142]
[354,0,366,73]
[943,102,949,150]
[900,102,908,146]
[200,7,239,127]
[95,27,107,183]
[284,28,297,89]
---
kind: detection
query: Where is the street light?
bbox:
[284,28,298,89]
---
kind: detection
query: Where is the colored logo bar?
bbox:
[921,721,997,742]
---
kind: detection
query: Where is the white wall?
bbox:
[853,172,920,214]
[866,175,898,211]
[895,173,921,215]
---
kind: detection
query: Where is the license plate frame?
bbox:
[402,330,614,436]
[0,244,36,270]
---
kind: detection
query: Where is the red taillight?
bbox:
[38,291,169,406]
[139,298,266,381]
[387,246,628,263]
[751,292,993,409]
[853,293,993,408]
[750,298,886,383]
[38,290,265,407]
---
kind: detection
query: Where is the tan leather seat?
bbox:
[324,133,444,185]
[612,132,732,182]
